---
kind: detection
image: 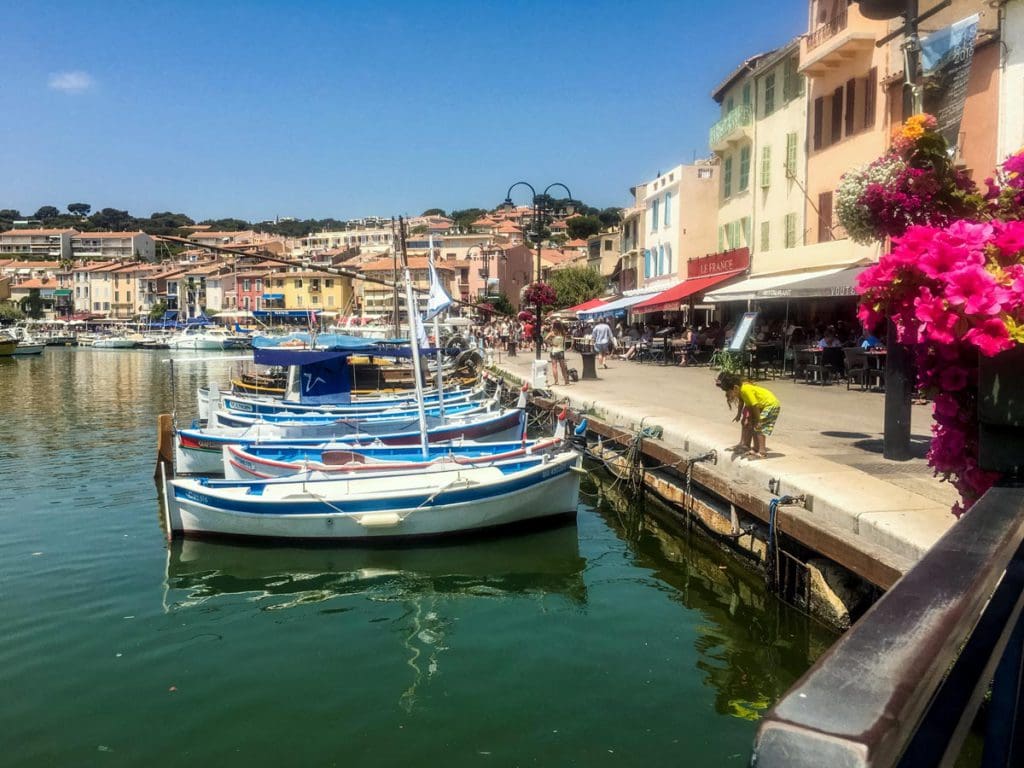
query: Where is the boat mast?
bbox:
[392,217,402,339]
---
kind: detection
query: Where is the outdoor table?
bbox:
[801,347,827,383]
[862,348,887,389]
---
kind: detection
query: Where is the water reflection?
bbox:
[164,523,587,611]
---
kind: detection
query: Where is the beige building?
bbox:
[618,185,647,293]
[301,227,395,256]
[358,257,454,318]
[0,229,76,259]
[71,231,155,262]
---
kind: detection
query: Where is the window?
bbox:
[243,279,250,291]
[739,146,751,191]
[275,279,283,288]
[818,192,834,243]
[760,146,771,189]
[327,295,335,307]
[718,228,725,252]
[725,96,734,115]
[783,56,804,101]
[312,295,320,305]
[294,278,303,288]
[845,78,856,136]
[297,295,304,307]
[831,86,843,144]
[644,249,652,278]
[865,66,877,127]
[784,213,798,248]
[723,155,733,198]
[325,278,333,288]
[760,221,770,252]
[650,199,659,231]
[742,83,751,107]
[697,167,713,180]
[114,291,119,302]
[764,73,776,116]
[741,217,751,248]
[813,97,824,150]
[664,244,672,275]
[603,239,612,251]
[663,191,671,226]
[786,132,798,177]
[243,297,250,309]
[126,292,131,304]
[255,279,262,291]
[658,245,666,275]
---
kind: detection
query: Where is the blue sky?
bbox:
[2,1,804,222]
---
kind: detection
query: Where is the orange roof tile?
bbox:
[1,228,78,236]
[360,257,454,273]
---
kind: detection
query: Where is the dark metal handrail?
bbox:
[750,485,1024,767]
[806,3,849,52]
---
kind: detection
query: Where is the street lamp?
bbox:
[499,181,575,360]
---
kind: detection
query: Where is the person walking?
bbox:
[716,372,781,459]
[592,318,613,369]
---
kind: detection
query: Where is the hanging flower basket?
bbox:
[523,281,557,308]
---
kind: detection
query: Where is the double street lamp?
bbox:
[499,181,575,360]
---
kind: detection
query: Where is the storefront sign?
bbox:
[687,248,750,279]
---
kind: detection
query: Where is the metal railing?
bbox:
[806,4,848,52]
[750,484,1024,767]
[709,105,752,148]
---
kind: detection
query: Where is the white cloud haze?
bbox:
[48,71,95,92]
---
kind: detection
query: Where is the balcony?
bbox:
[800,5,877,77]
[709,105,752,154]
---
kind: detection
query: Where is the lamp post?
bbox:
[500,181,575,360]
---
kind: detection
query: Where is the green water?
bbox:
[0,348,835,767]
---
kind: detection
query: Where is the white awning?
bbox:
[703,267,847,303]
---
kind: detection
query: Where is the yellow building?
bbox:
[266,271,354,313]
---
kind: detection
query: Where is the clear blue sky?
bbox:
[3,0,804,222]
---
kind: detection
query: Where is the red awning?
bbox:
[566,297,608,313]
[633,269,745,313]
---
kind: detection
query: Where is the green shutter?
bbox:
[784,213,797,249]
[760,146,771,189]
[723,156,733,198]
[760,221,770,252]
[718,227,725,252]
[739,146,750,191]
[786,133,797,178]
[741,217,751,247]
[764,73,775,116]
[742,83,751,107]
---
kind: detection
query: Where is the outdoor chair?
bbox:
[844,347,869,391]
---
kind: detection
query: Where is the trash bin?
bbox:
[531,359,549,388]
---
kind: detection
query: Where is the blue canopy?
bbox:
[253,347,359,366]
[578,292,659,320]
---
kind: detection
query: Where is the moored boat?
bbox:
[163,450,581,541]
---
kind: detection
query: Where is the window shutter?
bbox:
[813,97,824,150]
[845,78,856,136]
[760,221,770,252]
[724,156,733,198]
[818,192,833,243]
[864,66,877,127]
[786,132,797,177]
[831,87,843,143]
[739,146,751,191]
[784,213,797,248]
[760,146,771,188]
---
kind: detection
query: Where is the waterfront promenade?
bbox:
[491,350,958,570]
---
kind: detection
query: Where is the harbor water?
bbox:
[0,348,836,767]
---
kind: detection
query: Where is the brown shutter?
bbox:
[864,66,877,127]
[845,78,856,135]
[813,96,824,150]
[818,191,833,243]
[831,87,843,143]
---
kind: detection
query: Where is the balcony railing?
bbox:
[806,4,848,51]
[708,105,752,148]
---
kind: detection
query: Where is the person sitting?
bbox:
[817,326,842,349]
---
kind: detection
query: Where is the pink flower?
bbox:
[964,318,1014,356]
[938,365,970,391]
[992,220,1024,257]
[943,265,1003,315]
[933,392,962,421]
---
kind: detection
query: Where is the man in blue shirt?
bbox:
[592,320,613,369]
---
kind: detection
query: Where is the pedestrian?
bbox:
[716,372,781,459]
[592,318,613,369]
[544,320,571,385]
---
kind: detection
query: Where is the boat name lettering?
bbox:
[181,490,210,505]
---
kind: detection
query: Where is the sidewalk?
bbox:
[489,348,957,564]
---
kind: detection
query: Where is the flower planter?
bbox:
[978,346,1024,475]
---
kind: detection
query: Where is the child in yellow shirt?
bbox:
[716,372,781,458]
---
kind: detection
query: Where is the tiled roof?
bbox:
[72,231,146,238]
[360,257,454,273]
[0,228,78,236]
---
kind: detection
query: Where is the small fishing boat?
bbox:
[222,436,564,480]
[0,338,17,357]
[93,334,138,349]
[12,341,44,355]
[174,407,526,474]
[163,450,582,541]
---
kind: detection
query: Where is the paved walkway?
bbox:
[489,348,958,564]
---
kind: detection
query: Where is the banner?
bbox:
[920,13,979,156]
[424,255,452,320]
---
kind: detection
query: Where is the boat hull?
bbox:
[11,344,44,355]
[166,454,581,541]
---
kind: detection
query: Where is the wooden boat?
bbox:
[0,339,16,357]
[163,450,581,541]
[222,436,563,480]
[174,407,526,475]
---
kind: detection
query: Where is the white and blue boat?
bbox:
[222,436,564,480]
[163,450,582,541]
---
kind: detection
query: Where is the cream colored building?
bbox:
[749,39,812,274]
[0,228,76,259]
[1001,0,1024,161]
[301,227,394,256]
[618,185,647,292]
[71,231,155,262]
[640,162,719,292]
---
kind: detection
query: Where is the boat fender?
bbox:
[356,512,402,528]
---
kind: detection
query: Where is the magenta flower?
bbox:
[965,318,1014,356]
[992,221,1024,257]
[938,365,970,392]
[943,266,1003,315]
